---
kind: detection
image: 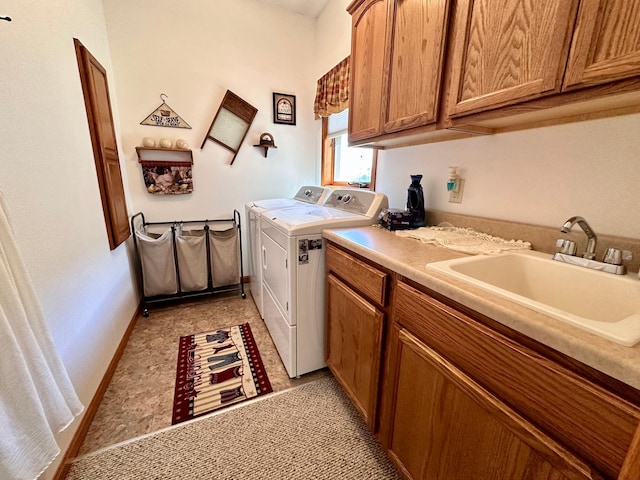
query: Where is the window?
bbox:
[321,110,377,189]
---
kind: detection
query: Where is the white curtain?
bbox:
[0,193,83,480]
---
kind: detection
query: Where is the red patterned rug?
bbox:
[172,323,273,425]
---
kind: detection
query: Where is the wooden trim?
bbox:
[446,125,494,135]
[320,117,334,186]
[320,116,378,190]
[445,76,640,128]
[620,423,640,480]
[369,149,378,190]
[53,303,141,480]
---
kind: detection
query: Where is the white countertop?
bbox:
[323,226,640,391]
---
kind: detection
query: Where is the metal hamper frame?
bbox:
[130,209,246,317]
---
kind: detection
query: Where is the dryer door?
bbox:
[261,228,289,321]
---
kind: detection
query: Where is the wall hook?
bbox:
[0,16,12,22]
[160,93,168,103]
[253,132,277,158]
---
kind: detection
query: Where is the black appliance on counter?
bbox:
[407,174,425,227]
[380,174,426,230]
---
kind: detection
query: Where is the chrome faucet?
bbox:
[560,216,597,259]
[554,216,630,274]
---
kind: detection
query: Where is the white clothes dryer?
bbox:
[245,186,331,318]
[259,189,388,378]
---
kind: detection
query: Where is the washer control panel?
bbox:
[324,189,387,216]
[292,186,330,204]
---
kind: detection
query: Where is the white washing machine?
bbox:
[245,186,332,318]
[260,189,388,378]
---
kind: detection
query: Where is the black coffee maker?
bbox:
[407,174,425,228]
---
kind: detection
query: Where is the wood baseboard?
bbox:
[53,302,141,480]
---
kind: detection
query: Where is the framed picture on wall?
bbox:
[273,92,296,125]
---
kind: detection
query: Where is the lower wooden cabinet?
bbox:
[324,242,640,479]
[326,273,384,430]
[385,324,596,480]
[386,280,640,480]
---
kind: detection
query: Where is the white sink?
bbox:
[426,250,640,346]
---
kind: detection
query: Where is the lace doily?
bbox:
[395,225,531,255]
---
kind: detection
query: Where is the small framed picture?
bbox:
[273,92,296,125]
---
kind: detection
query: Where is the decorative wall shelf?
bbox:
[136,146,193,164]
[254,144,277,157]
[253,132,277,157]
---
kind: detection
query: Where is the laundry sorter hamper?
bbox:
[131,210,245,316]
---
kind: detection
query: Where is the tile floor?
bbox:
[76,290,329,456]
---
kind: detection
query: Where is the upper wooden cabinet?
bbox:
[383,0,451,133]
[564,0,640,90]
[347,0,640,148]
[348,0,388,142]
[446,0,579,118]
[348,0,451,142]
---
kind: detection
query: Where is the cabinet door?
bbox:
[564,0,640,90]
[75,39,130,249]
[446,0,579,117]
[383,0,450,133]
[326,274,384,430]
[385,326,596,480]
[348,0,388,142]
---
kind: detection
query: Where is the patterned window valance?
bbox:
[314,56,350,119]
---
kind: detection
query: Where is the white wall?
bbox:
[315,0,352,77]
[317,0,640,240]
[377,116,640,238]
[0,0,139,478]
[102,0,319,231]
[1,0,636,476]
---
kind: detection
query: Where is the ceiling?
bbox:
[254,0,331,18]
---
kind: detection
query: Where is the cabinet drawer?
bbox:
[326,244,387,306]
[394,281,640,479]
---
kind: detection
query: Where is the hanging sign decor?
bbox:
[140,94,192,129]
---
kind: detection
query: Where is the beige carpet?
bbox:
[65,376,402,479]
